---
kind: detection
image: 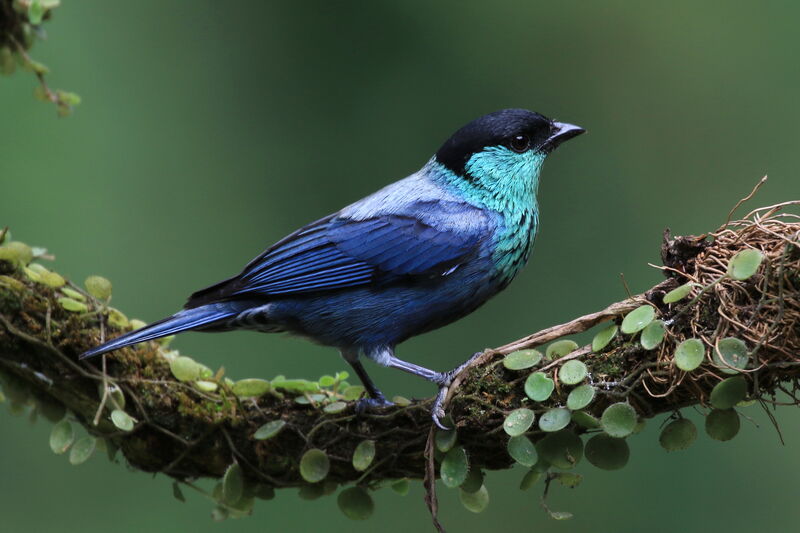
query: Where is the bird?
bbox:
[82,108,584,428]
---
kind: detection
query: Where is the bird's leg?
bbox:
[340,349,393,412]
[366,347,484,429]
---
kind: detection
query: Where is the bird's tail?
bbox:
[80,304,239,359]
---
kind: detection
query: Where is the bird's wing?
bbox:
[185,204,487,306]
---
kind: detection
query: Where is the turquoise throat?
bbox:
[429,147,546,284]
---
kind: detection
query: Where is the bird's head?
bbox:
[434,108,584,193]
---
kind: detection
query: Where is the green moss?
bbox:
[464,366,512,399]
[590,350,627,378]
[0,286,22,314]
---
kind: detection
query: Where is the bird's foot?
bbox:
[354,394,394,414]
[431,351,485,430]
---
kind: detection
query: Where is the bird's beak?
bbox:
[541,121,586,152]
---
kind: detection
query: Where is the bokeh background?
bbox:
[2,1,798,532]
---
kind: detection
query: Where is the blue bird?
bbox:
[82,108,584,428]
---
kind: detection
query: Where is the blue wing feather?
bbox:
[186,206,484,306]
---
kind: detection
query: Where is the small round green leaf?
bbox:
[253,420,285,440]
[601,403,637,438]
[271,378,321,394]
[727,249,763,280]
[39,270,66,288]
[503,408,535,437]
[663,282,696,304]
[69,436,97,465]
[585,434,630,470]
[323,401,347,414]
[300,449,330,483]
[592,324,618,352]
[352,440,376,472]
[294,393,326,405]
[435,427,457,453]
[252,484,276,500]
[713,338,750,374]
[84,275,112,300]
[659,418,697,451]
[705,409,740,441]
[23,266,44,282]
[342,385,365,401]
[621,305,655,334]
[571,410,601,429]
[519,469,542,490]
[391,479,410,496]
[49,419,74,454]
[0,241,32,264]
[640,320,666,350]
[710,376,748,409]
[58,297,88,313]
[27,263,49,275]
[441,446,469,488]
[391,395,411,406]
[28,0,45,24]
[60,287,86,301]
[537,430,583,469]
[298,484,324,500]
[524,372,554,402]
[459,485,489,513]
[337,487,374,520]
[323,481,339,496]
[194,380,218,393]
[546,339,579,359]
[107,308,129,329]
[37,397,66,422]
[539,408,572,432]
[231,378,271,398]
[674,338,705,371]
[460,468,484,493]
[566,385,596,411]
[318,375,336,387]
[169,356,203,382]
[223,463,244,505]
[558,360,588,385]
[507,435,538,467]
[110,409,135,432]
[503,349,543,370]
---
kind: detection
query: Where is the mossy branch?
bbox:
[0,201,799,524]
[0,0,81,115]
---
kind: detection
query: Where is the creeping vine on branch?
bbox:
[0,199,798,528]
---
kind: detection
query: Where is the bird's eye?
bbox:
[508,134,530,153]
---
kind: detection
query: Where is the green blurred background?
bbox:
[2,1,798,531]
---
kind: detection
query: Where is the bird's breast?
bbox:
[490,207,539,286]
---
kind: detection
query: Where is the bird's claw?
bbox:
[431,384,452,430]
[430,351,484,430]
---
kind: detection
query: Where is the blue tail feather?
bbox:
[80,305,239,359]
